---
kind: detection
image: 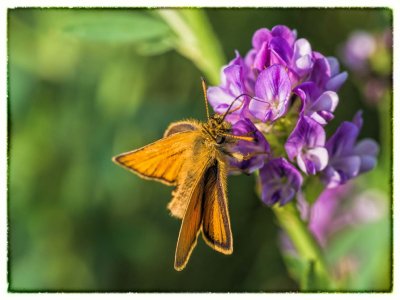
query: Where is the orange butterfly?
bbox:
[113,79,256,271]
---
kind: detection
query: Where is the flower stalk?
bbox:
[272,201,333,290]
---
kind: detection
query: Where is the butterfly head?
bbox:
[202,114,232,144]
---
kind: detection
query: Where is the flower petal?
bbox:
[326,121,359,157]
[293,38,313,76]
[325,71,348,91]
[310,56,331,88]
[327,57,340,76]
[293,81,320,112]
[207,86,234,113]
[251,65,291,122]
[271,25,296,46]
[311,91,339,113]
[294,38,312,57]
[332,155,361,179]
[253,41,269,71]
[323,166,342,188]
[260,158,303,206]
[297,146,329,175]
[229,119,270,173]
[252,28,272,49]
[354,138,379,156]
[358,155,377,174]
[295,55,313,76]
[354,138,379,173]
[269,37,293,67]
[352,110,363,129]
[285,116,326,160]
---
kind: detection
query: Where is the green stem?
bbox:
[155,9,225,85]
[272,201,334,290]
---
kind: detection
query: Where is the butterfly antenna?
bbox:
[201,77,210,120]
[220,93,270,123]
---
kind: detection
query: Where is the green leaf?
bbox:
[305,260,317,290]
[326,218,391,290]
[281,254,328,291]
[57,10,171,44]
[135,36,174,56]
[281,253,308,286]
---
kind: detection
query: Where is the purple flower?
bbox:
[363,78,387,105]
[342,31,376,72]
[206,24,379,208]
[251,28,293,71]
[259,158,303,206]
[297,185,351,247]
[294,82,339,125]
[322,111,379,188]
[254,37,293,71]
[285,116,328,175]
[207,52,250,121]
[292,38,314,78]
[228,118,270,174]
[251,26,314,86]
[300,184,386,248]
[310,54,348,92]
[248,65,292,122]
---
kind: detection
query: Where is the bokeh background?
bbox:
[8,8,392,292]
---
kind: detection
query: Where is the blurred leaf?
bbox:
[156,9,225,84]
[305,260,318,291]
[370,46,391,75]
[282,253,308,287]
[282,253,330,291]
[58,11,171,44]
[326,218,390,290]
[135,36,175,56]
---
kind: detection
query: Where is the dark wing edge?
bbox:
[163,119,201,137]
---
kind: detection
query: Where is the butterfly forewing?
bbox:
[202,160,233,254]
[113,130,199,186]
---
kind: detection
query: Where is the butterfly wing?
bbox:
[113,130,200,186]
[201,159,233,254]
[173,154,213,271]
[164,119,200,137]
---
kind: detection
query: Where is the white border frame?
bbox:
[1,1,398,299]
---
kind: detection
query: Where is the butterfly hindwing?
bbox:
[174,157,233,271]
[163,119,200,137]
[201,159,233,254]
[174,158,211,271]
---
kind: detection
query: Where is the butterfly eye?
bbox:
[216,136,226,144]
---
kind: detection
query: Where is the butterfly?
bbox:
[113,79,259,271]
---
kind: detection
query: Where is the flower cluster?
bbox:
[207,25,379,206]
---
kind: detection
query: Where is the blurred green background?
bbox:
[8,8,392,292]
